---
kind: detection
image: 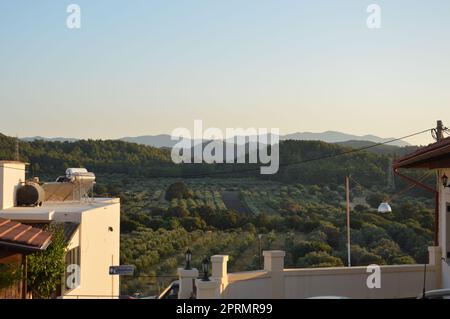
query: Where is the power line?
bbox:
[349,171,433,200]
[150,127,433,179]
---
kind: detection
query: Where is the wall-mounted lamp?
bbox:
[443,174,450,188]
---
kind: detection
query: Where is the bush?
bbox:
[27,224,67,298]
[297,251,344,268]
[165,182,193,201]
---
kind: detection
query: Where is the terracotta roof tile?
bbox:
[0,217,52,250]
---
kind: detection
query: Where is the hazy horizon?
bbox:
[1,1,449,145]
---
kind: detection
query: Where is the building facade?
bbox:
[0,161,120,298]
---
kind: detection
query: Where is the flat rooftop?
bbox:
[0,198,119,222]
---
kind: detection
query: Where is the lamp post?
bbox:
[345,176,351,267]
[258,234,263,269]
[184,249,192,270]
[201,257,210,281]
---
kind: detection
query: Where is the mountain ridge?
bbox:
[22,131,413,148]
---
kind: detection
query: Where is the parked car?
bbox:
[418,289,450,299]
[306,296,349,299]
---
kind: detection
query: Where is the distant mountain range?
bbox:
[22,131,412,148]
[21,136,78,143]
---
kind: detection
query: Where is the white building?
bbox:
[0,161,120,298]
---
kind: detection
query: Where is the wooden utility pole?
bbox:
[346,176,351,267]
[436,120,444,141]
[435,120,444,247]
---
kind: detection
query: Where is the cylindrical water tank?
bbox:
[16,182,45,207]
[66,168,88,178]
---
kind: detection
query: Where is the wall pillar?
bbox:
[428,246,442,289]
[195,279,221,299]
[263,250,285,299]
[211,255,229,294]
[178,268,199,299]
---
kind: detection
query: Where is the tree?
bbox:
[165,182,193,201]
[291,240,332,264]
[350,245,384,266]
[0,263,20,290]
[297,251,344,268]
[27,224,67,298]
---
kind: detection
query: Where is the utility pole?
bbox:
[436,120,444,141]
[345,176,351,267]
[15,135,20,161]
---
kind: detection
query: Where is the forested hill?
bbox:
[273,140,391,187]
[0,133,423,189]
[0,133,173,177]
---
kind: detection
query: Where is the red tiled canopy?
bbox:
[0,218,52,251]
[394,137,450,169]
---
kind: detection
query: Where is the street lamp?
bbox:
[201,257,210,281]
[443,174,449,188]
[184,249,192,270]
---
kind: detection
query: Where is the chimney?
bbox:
[0,161,26,209]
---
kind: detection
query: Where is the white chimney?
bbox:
[0,161,26,210]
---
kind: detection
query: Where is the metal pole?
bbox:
[258,234,262,269]
[437,120,444,141]
[346,176,351,267]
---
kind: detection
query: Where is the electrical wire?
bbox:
[349,171,433,200]
[150,127,433,179]
[3,127,433,179]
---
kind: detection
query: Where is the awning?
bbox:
[0,218,52,251]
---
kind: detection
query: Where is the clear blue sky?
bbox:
[1,0,449,145]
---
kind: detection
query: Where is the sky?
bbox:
[0,0,449,145]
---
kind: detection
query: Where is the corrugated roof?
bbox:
[394,137,450,169]
[0,218,52,251]
[62,222,79,244]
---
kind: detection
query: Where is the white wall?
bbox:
[0,162,25,209]
[64,201,121,298]
[440,168,450,288]
[194,250,441,299]
[283,265,435,299]
[224,272,272,299]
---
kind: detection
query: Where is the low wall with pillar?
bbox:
[181,247,442,299]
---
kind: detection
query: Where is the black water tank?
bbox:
[16,182,45,207]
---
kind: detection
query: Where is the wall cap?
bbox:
[263,250,286,257]
[211,255,229,263]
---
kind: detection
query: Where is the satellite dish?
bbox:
[377,202,392,213]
